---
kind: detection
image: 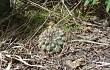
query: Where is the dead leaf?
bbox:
[83,26,91,32]
[66,58,82,69]
[82,21,92,26]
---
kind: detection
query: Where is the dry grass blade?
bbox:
[6,55,47,69]
[92,61,110,67]
[28,0,50,12]
[68,39,109,46]
[61,0,72,16]
[6,60,12,70]
[26,16,49,44]
[57,0,82,24]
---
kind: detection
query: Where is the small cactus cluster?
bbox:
[38,23,65,54]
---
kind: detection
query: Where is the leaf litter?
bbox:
[0,17,110,70]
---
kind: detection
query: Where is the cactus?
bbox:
[38,22,65,54]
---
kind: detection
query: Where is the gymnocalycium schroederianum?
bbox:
[38,22,65,54]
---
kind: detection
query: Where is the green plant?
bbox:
[84,0,110,12]
[64,25,73,32]
[38,24,65,54]
[73,25,82,29]
[105,0,110,12]
[64,25,82,32]
[84,0,99,6]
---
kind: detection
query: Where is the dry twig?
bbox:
[92,61,110,67]
[68,39,109,46]
[6,55,47,69]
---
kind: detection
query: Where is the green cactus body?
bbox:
[38,24,65,54]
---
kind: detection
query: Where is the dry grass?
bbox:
[0,0,110,70]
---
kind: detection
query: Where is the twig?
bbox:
[27,0,50,12]
[26,15,49,44]
[0,14,15,25]
[57,0,83,24]
[6,55,46,69]
[61,0,72,16]
[6,60,12,70]
[92,61,110,67]
[68,39,109,46]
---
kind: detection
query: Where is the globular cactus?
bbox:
[38,22,65,54]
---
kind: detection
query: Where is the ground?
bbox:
[0,17,110,70]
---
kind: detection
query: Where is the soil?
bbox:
[0,18,110,70]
